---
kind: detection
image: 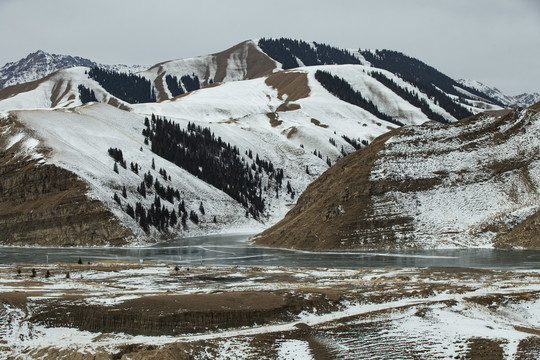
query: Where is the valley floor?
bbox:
[1,262,539,359]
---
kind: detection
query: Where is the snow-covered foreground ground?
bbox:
[1,263,539,359]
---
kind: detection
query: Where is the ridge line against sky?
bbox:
[0,0,539,95]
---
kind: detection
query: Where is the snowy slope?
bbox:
[1,64,415,243]
[10,104,261,242]
[139,40,280,101]
[0,67,134,113]
[369,107,540,248]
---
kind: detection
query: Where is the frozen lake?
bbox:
[1,233,539,269]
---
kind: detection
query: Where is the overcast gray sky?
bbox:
[0,0,538,95]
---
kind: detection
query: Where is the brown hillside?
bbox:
[529,100,540,112]
[254,128,404,250]
[265,71,310,103]
[213,40,278,83]
[0,116,132,246]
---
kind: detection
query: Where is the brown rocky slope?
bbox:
[254,102,540,249]
[0,116,132,246]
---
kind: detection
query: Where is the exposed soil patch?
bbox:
[50,79,73,107]
[285,127,298,139]
[276,102,301,112]
[266,112,282,127]
[311,118,328,128]
[152,71,169,101]
[265,71,310,103]
[466,338,505,360]
[32,290,339,336]
[213,40,277,83]
[495,208,540,248]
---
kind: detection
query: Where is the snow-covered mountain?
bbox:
[458,79,540,108]
[0,38,533,247]
[0,50,145,90]
[255,102,540,250]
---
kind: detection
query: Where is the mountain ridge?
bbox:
[0,38,537,248]
[2,40,537,108]
[0,50,146,91]
[458,79,540,108]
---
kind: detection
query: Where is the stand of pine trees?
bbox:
[88,67,156,104]
[180,74,201,92]
[165,74,201,97]
[143,115,284,218]
[78,85,97,104]
[341,135,367,150]
[107,146,200,233]
[369,71,449,123]
[258,38,361,70]
[314,70,404,126]
[359,50,491,119]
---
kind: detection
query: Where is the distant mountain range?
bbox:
[0,50,146,90]
[458,79,540,108]
[0,38,538,249]
[1,46,537,107]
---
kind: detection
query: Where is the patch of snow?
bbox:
[277,339,314,360]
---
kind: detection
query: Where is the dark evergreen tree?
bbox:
[258,38,361,70]
[370,71,450,123]
[181,74,201,92]
[165,75,185,97]
[78,85,97,104]
[144,115,282,218]
[126,204,135,218]
[199,201,205,215]
[189,210,199,224]
[137,181,146,198]
[170,209,178,226]
[87,66,156,104]
[113,193,121,205]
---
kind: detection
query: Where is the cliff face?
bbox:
[255,104,540,249]
[0,118,132,246]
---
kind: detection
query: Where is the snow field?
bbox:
[369,109,540,247]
